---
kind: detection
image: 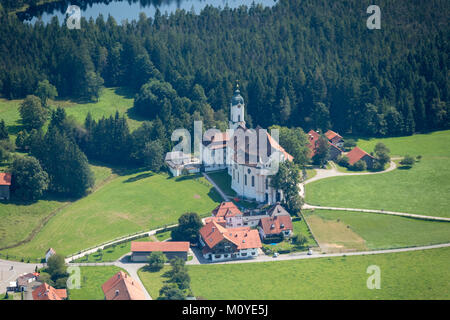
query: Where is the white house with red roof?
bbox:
[199,220,262,262]
[101,271,146,300]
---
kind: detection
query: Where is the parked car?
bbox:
[307,248,313,255]
[273,252,279,258]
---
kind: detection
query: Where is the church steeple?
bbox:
[229,82,245,130]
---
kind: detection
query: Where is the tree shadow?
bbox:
[123,172,154,183]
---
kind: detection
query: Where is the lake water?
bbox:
[19,0,276,25]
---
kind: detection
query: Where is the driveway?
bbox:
[0,259,43,294]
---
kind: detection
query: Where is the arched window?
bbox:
[238,115,241,122]
[251,175,255,187]
[244,174,247,186]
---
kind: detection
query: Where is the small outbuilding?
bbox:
[130,241,190,262]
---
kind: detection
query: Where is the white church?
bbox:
[167,85,294,205]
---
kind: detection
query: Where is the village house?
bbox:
[346,147,375,169]
[307,130,343,161]
[0,172,11,200]
[101,271,146,300]
[32,282,67,301]
[199,220,262,262]
[130,241,190,262]
[258,214,293,241]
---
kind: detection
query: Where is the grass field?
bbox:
[306,130,450,218]
[206,170,236,197]
[1,172,221,260]
[304,210,450,251]
[184,247,450,299]
[138,266,171,299]
[0,87,141,139]
[69,266,126,300]
[0,162,113,257]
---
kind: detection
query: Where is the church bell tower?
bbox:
[229,83,246,130]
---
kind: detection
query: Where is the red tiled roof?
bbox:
[212,202,243,218]
[0,173,11,186]
[131,241,190,253]
[200,221,262,250]
[307,130,343,158]
[32,283,67,300]
[325,130,343,141]
[346,147,374,165]
[101,271,146,300]
[259,215,293,235]
[204,216,226,226]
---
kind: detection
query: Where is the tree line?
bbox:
[0,0,447,138]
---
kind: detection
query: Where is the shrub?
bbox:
[337,155,350,167]
[400,155,415,167]
[147,252,166,272]
[349,160,366,171]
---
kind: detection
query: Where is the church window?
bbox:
[244,174,247,186]
[251,176,255,187]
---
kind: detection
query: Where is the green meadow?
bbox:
[69,266,126,300]
[306,130,450,218]
[184,247,450,299]
[304,210,450,250]
[1,172,221,260]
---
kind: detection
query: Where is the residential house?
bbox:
[258,215,293,241]
[0,172,11,200]
[307,130,343,161]
[346,147,375,169]
[101,271,146,300]
[325,130,344,148]
[32,282,67,300]
[241,202,291,227]
[130,241,190,262]
[199,220,262,262]
[211,201,243,228]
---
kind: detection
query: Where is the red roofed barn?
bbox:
[346,147,375,169]
[130,241,190,262]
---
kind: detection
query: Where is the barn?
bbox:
[130,241,190,262]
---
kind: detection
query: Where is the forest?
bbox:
[0,0,448,138]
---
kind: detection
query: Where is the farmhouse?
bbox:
[258,215,293,241]
[346,147,375,169]
[0,172,11,200]
[32,282,67,300]
[324,130,344,148]
[101,271,146,300]
[199,220,262,262]
[307,130,343,161]
[211,201,243,228]
[130,241,190,262]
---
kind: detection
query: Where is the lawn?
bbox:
[206,170,236,197]
[0,162,113,260]
[0,87,141,139]
[306,130,450,218]
[1,172,221,260]
[186,247,450,299]
[262,217,317,253]
[138,266,172,299]
[68,266,126,300]
[304,209,450,251]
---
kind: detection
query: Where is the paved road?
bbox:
[187,242,450,265]
[0,259,43,294]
